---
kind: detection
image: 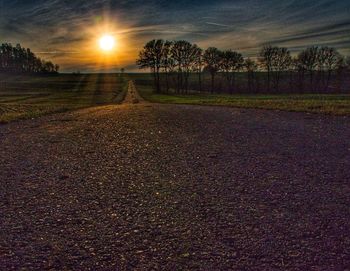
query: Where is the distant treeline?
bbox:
[137,40,350,94]
[0,43,59,74]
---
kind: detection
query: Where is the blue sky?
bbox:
[0,0,349,72]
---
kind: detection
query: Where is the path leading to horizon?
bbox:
[123,80,145,104]
[0,84,350,270]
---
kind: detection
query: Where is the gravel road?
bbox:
[0,94,350,270]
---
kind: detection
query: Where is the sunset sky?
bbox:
[0,0,349,72]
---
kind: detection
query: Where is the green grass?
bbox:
[0,74,128,123]
[137,84,350,115]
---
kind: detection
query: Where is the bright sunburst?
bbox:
[99,35,115,52]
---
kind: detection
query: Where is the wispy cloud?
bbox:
[0,0,349,72]
[205,22,231,27]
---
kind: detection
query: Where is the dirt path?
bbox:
[0,101,349,270]
[123,80,145,104]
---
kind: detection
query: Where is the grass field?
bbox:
[134,78,350,116]
[1,73,349,124]
[0,74,128,123]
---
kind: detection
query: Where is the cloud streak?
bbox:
[0,0,349,72]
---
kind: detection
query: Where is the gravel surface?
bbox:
[0,99,350,270]
[123,81,144,104]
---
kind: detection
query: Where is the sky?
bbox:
[0,0,349,72]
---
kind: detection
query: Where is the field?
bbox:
[138,87,350,115]
[131,74,350,115]
[1,73,349,124]
[0,74,127,123]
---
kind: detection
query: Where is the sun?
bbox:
[99,35,115,52]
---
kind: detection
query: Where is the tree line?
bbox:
[0,43,59,74]
[137,40,350,94]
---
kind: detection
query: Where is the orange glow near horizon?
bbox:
[43,17,142,72]
[84,21,126,70]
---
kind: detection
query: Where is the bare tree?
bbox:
[245,58,258,92]
[183,43,201,93]
[220,50,244,93]
[259,45,277,91]
[171,40,186,93]
[170,41,200,93]
[203,47,222,93]
[193,46,203,92]
[272,47,292,90]
[161,41,172,93]
[297,46,319,91]
[136,39,165,93]
[316,47,328,89]
[319,47,342,91]
[137,40,347,94]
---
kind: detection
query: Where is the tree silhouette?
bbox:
[161,41,172,93]
[220,50,244,93]
[318,47,342,91]
[244,58,258,92]
[137,39,346,94]
[170,40,200,93]
[298,47,319,90]
[272,47,292,90]
[203,47,222,93]
[0,43,59,74]
[184,43,202,93]
[136,39,166,93]
[193,47,203,92]
[259,45,276,91]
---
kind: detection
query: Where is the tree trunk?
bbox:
[298,70,304,92]
[211,73,215,94]
[310,70,314,92]
[156,67,161,93]
[152,68,157,93]
[180,72,183,94]
[275,71,280,91]
[165,69,169,93]
[325,70,332,92]
[232,73,236,94]
[176,72,180,94]
[247,72,252,92]
[198,71,202,92]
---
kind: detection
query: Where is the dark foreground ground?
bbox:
[0,103,349,270]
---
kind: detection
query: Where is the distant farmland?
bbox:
[1,73,350,124]
[130,73,350,116]
[0,74,127,123]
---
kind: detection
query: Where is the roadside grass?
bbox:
[0,74,128,123]
[137,85,350,115]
